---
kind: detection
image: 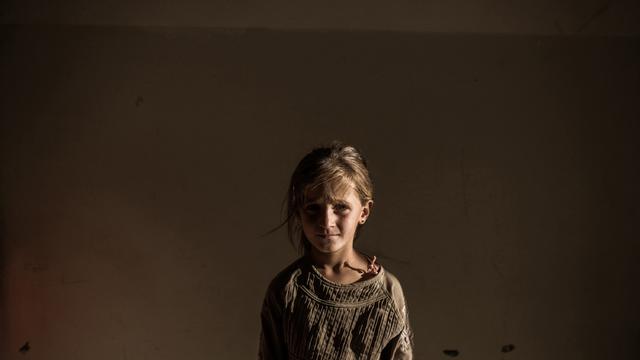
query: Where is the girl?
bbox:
[259,142,413,360]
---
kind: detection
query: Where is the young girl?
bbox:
[259,142,413,360]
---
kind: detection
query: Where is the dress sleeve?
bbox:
[380,303,413,359]
[381,273,414,360]
[258,284,287,360]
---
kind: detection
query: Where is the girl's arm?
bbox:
[258,285,287,359]
[380,322,413,360]
[381,273,414,360]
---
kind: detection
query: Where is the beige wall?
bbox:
[1,2,639,360]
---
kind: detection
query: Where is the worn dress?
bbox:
[259,256,413,360]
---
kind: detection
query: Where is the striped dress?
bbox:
[259,256,413,359]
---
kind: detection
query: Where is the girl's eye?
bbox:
[334,204,349,212]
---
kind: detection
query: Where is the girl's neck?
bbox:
[308,246,364,274]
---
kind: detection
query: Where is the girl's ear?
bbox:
[360,200,373,223]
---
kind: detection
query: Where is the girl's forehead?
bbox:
[303,181,356,203]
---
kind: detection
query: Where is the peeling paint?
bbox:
[19,341,30,354]
[443,349,459,357]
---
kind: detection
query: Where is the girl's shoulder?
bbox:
[380,267,409,319]
[264,257,306,297]
[381,268,405,295]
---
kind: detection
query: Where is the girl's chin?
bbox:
[310,239,346,253]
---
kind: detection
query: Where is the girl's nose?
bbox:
[320,207,336,229]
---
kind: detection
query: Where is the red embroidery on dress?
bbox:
[365,255,380,274]
[344,254,380,275]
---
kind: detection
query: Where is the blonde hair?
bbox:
[275,141,374,254]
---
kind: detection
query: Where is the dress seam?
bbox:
[296,282,389,308]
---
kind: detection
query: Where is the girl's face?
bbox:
[299,185,371,255]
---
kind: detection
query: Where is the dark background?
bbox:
[1,1,639,359]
